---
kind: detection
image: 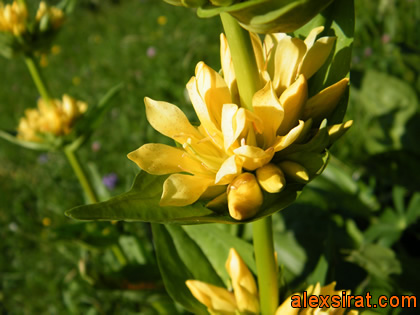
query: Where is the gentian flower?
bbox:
[17,94,87,142]
[0,1,27,36]
[187,248,359,314]
[128,28,351,220]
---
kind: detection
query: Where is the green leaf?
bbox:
[151,224,212,314]
[152,223,256,312]
[66,171,302,224]
[183,224,256,286]
[0,129,52,151]
[197,0,335,34]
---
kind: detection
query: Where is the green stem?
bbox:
[64,148,99,204]
[24,54,53,106]
[220,12,261,111]
[220,13,278,315]
[253,216,279,315]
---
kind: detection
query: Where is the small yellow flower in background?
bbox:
[42,217,51,226]
[128,27,352,221]
[36,1,64,30]
[0,1,27,36]
[276,282,359,315]
[17,94,87,142]
[40,54,48,67]
[157,15,167,26]
[51,44,61,55]
[186,248,259,314]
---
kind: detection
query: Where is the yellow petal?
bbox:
[144,97,202,144]
[264,33,288,80]
[227,173,263,220]
[303,26,325,48]
[186,75,224,149]
[299,36,336,80]
[302,78,349,122]
[185,280,237,314]
[127,143,210,176]
[275,295,300,315]
[215,155,243,185]
[225,248,259,314]
[194,61,232,128]
[253,81,284,148]
[278,160,310,183]
[220,33,239,105]
[233,145,274,171]
[206,192,228,211]
[160,174,213,206]
[256,163,286,193]
[272,36,306,95]
[278,75,308,136]
[221,103,241,151]
[328,120,353,144]
[273,120,304,152]
[250,32,265,72]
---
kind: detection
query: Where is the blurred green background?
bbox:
[0,0,419,313]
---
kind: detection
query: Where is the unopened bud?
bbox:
[185,280,237,312]
[256,163,286,193]
[225,248,259,313]
[227,172,263,220]
[278,161,309,183]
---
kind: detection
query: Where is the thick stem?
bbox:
[64,148,98,204]
[24,54,53,106]
[253,216,279,315]
[220,12,261,111]
[220,13,278,315]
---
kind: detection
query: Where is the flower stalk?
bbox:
[220,13,278,315]
[64,147,99,204]
[24,53,53,107]
[253,216,278,315]
[220,12,261,111]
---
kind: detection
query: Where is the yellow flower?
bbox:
[186,248,259,314]
[276,282,359,315]
[157,15,167,26]
[0,1,27,36]
[17,95,87,142]
[36,1,64,30]
[186,249,358,315]
[128,28,351,220]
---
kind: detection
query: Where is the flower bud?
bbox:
[225,248,259,314]
[227,172,263,220]
[278,160,309,183]
[256,163,286,193]
[185,280,237,313]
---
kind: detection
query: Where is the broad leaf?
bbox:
[152,223,256,311]
[66,171,303,224]
[151,224,208,314]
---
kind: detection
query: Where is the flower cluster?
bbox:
[0,1,65,58]
[0,1,64,36]
[128,27,351,221]
[0,1,27,36]
[186,248,358,315]
[17,94,87,142]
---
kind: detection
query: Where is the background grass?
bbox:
[1,0,419,313]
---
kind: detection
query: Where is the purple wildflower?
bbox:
[103,173,118,190]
